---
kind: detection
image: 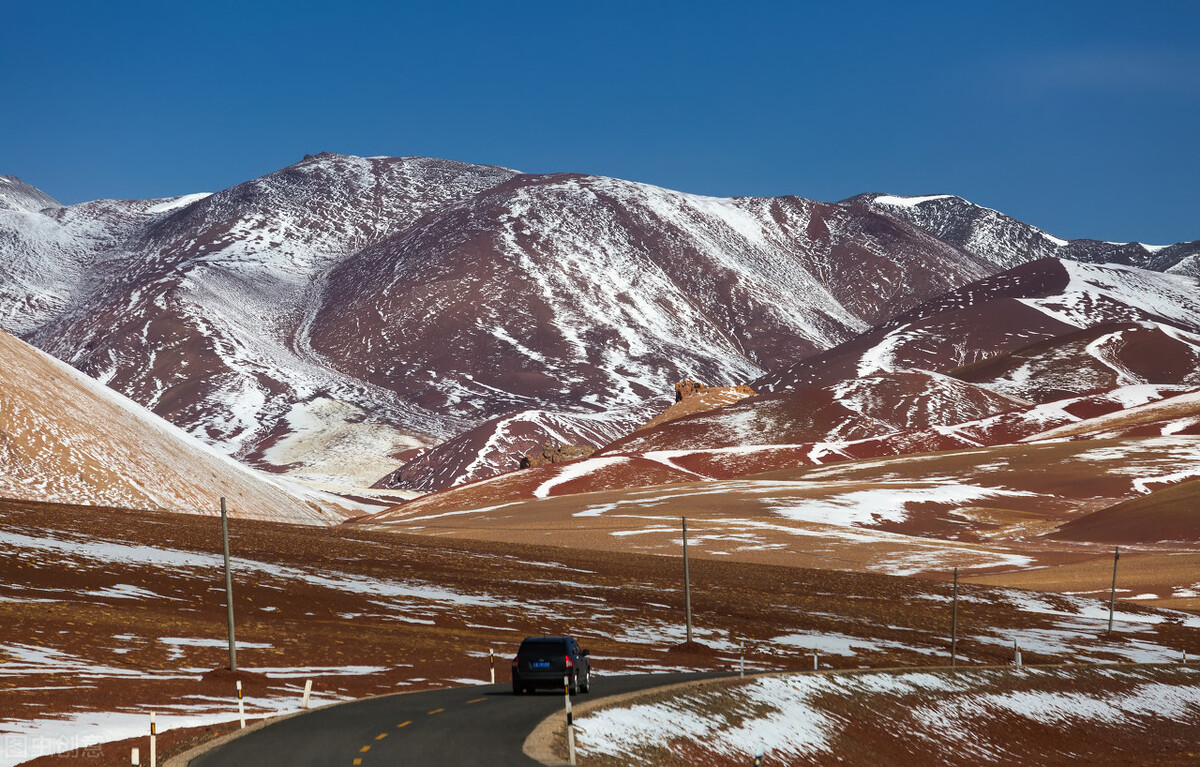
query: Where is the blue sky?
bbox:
[2,1,1197,243]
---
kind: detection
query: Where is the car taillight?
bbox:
[565,655,574,668]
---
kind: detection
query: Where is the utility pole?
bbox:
[221,497,237,672]
[682,516,693,644]
[1107,546,1120,635]
[951,567,958,668]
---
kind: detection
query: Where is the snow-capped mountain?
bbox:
[4,155,518,483]
[454,257,1200,504]
[3,156,1197,492]
[0,155,999,486]
[0,176,144,336]
[307,172,992,419]
[0,175,61,214]
[756,258,1200,393]
[855,193,1200,276]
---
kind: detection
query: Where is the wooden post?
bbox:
[1107,546,1120,635]
[221,497,237,672]
[682,517,693,644]
[301,679,312,709]
[951,567,959,668]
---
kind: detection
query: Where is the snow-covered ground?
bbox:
[0,685,349,767]
[577,665,1200,765]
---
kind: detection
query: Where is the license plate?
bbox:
[532,660,551,669]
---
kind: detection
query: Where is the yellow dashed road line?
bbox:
[351,704,457,764]
[467,697,487,704]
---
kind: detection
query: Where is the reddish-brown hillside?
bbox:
[955,323,1200,403]
[308,173,992,420]
[606,370,1024,454]
[757,258,1200,394]
[1053,478,1200,544]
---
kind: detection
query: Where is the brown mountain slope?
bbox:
[954,323,1200,403]
[0,329,355,522]
[1052,478,1200,544]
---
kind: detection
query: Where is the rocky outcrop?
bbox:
[675,379,755,402]
[519,441,597,469]
[633,380,758,433]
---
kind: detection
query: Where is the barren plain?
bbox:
[6,496,1200,764]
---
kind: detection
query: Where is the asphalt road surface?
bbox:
[190,672,727,766]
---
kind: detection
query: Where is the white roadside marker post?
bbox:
[1013,640,1022,667]
[754,749,764,766]
[237,679,246,728]
[740,643,745,678]
[131,747,139,766]
[1107,546,1120,635]
[565,675,576,766]
[490,648,495,684]
[149,712,156,767]
[1184,651,1189,665]
[951,567,959,669]
[301,679,313,709]
[813,650,819,671]
[682,516,693,645]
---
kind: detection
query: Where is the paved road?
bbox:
[190,672,727,766]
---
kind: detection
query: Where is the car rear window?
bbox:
[519,639,567,654]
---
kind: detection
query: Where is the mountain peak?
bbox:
[0,175,63,214]
[855,191,1197,275]
[854,192,967,209]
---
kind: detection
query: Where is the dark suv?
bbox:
[511,636,591,695]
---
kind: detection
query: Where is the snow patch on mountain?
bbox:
[144,193,212,214]
[871,194,956,208]
[1020,261,1200,331]
[261,396,428,486]
[533,456,631,498]
[770,482,1041,527]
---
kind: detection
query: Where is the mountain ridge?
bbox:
[851,192,1200,276]
[3,154,1197,492]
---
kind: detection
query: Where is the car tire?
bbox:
[580,669,591,694]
